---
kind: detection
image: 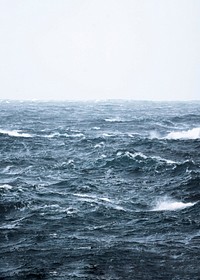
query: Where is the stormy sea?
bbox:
[0,100,199,280]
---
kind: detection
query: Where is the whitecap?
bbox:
[0,129,32,138]
[67,159,74,165]
[65,133,84,138]
[151,198,196,211]
[44,132,60,138]
[0,184,13,190]
[99,197,112,203]
[165,127,200,140]
[102,133,114,137]
[94,142,104,148]
[151,155,177,164]
[149,130,162,139]
[121,151,176,165]
[49,271,58,276]
[127,133,140,138]
[105,117,123,122]
[49,233,58,238]
[125,151,148,159]
[100,154,107,159]
[73,193,95,198]
[2,166,12,173]
[74,193,125,211]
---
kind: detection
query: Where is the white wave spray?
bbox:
[151,197,196,211]
[0,129,32,138]
[166,127,200,140]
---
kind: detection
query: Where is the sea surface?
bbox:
[0,100,199,280]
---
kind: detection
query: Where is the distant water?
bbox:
[0,100,199,280]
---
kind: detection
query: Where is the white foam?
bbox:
[45,132,84,138]
[64,133,84,138]
[67,159,74,165]
[74,193,95,198]
[100,154,107,158]
[120,151,176,165]
[0,184,13,190]
[99,197,112,203]
[74,194,125,211]
[2,166,12,173]
[127,133,140,138]
[94,142,104,148]
[166,127,200,140]
[0,129,32,138]
[105,117,123,122]
[49,271,58,276]
[44,132,60,138]
[102,133,113,137]
[149,130,161,139]
[151,155,176,164]
[152,198,196,211]
[125,151,147,159]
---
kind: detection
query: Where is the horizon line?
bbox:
[0,98,200,103]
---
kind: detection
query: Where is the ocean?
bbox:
[0,100,199,280]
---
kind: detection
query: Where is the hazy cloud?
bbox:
[0,0,199,100]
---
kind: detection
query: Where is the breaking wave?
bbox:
[166,127,200,140]
[0,129,32,138]
[151,198,196,211]
[105,117,124,122]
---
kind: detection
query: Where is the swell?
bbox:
[0,101,200,279]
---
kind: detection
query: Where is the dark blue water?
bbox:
[0,100,199,279]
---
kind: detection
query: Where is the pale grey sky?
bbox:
[0,0,199,101]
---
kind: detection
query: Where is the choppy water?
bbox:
[0,100,199,280]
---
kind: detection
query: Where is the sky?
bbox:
[0,0,199,101]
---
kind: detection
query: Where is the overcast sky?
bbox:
[0,0,199,101]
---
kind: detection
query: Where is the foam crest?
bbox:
[128,151,147,159]
[74,194,124,210]
[151,155,176,164]
[102,133,114,137]
[44,132,60,138]
[44,132,84,138]
[149,130,161,139]
[105,117,123,122]
[118,151,176,165]
[0,184,13,190]
[166,127,200,140]
[0,129,32,138]
[152,198,196,211]
[94,142,104,148]
[116,151,148,159]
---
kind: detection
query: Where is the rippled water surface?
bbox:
[0,100,199,279]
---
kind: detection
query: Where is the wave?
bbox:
[151,198,196,211]
[44,132,60,138]
[73,193,125,211]
[0,129,32,138]
[165,127,200,140]
[94,142,105,148]
[151,155,176,164]
[105,117,124,122]
[115,151,176,165]
[44,132,84,138]
[0,184,13,190]
[102,133,115,137]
